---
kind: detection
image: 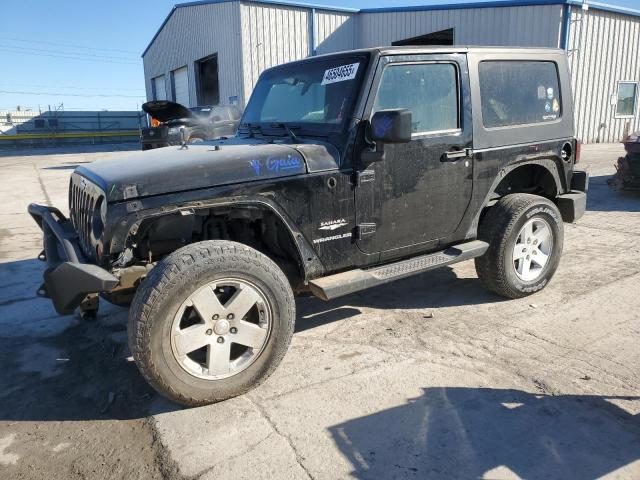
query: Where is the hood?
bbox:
[142,100,194,123]
[76,142,309,202]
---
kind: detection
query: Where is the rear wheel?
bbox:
[128,240,295,406]
[475,194,563,298]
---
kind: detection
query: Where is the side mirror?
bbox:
[370,109,412,144]
[360,109,412,164]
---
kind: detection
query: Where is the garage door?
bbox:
[172,67,189,106]
[153,75,167,101]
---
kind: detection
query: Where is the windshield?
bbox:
[242,56,367,129]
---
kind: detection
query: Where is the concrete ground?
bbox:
[0,143,639,479]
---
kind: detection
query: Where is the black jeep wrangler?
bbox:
[29,47,588,406]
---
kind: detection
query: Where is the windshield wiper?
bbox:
[241,122,264,137]
[270,123,301,143]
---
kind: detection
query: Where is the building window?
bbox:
[392,28,455,46]
[373,62,459,135]
[479,61,561,128]
[196,54,220,106]
[616,82,638,118]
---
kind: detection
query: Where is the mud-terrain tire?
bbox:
[128,240,295,406]
[475,194,563,299]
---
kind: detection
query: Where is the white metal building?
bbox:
[142,0,640,143]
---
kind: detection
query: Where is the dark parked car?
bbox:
[29,46,587,406]
[140,101,241,150]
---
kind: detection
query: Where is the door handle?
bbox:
[442,148,471,162]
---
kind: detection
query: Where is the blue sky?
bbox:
[0,0,637,111]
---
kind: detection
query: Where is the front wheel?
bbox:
[475,194,564,299]
[128,240,295,406]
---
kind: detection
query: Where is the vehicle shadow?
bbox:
[0,257,498,422]
[41,161,91,170]
[296,265,503,332]
[0,258,168,422]
[587,174,640,213]
[329,387,640,480]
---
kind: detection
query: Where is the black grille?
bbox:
[69,173,103,259]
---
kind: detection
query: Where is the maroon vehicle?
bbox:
[611,131,640,190]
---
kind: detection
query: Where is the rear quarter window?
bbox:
[479,61,561,128]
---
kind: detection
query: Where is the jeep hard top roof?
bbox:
[371,45,563,56]
[263,46,566,70]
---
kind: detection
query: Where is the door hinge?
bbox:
[355,223,376,239]
[353,169,375,186]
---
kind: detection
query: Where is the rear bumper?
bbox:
[28,204,118,315]
[556,170,589,223]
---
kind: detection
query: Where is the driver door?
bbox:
[355,54,473,256]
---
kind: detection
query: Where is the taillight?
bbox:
[575,140,581,164]
[151,117,160,127]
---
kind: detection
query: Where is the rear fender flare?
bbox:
[466,159,566,238]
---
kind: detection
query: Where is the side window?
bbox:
[373,63,459,134]
[616,82,638,118]
[479,61,561,128]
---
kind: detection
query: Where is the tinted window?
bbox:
[373,63,458,134]
[616,82,637,117]
[479,61,561,128]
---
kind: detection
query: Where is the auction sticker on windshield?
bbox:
[321,63,360,85]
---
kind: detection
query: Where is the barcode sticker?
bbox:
[321,63,360,85]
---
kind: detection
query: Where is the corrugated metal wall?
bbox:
[239,1,310,105]
[358,4,564,48]
[315,10,357,55]
[568,6,640,143]
[142,2,244,108]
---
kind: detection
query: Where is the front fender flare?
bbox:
[108,196,324,281]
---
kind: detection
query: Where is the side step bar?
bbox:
[309,240,489,301]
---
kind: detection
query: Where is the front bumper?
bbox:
[141,139,173,150]
[28,204,119,315]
